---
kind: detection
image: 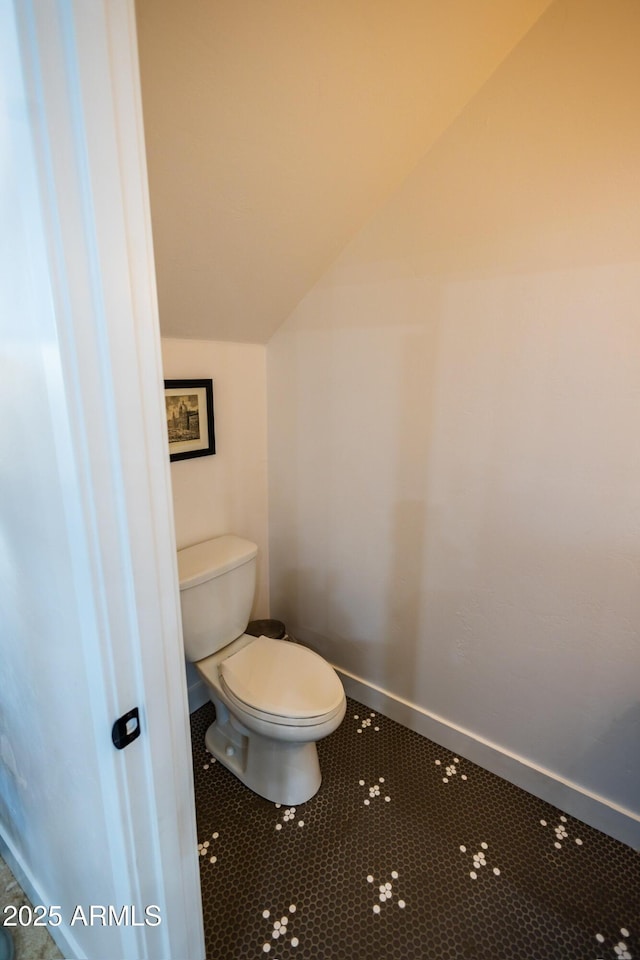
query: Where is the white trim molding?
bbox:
[336,666,640,851]
[188,676,211,715]
[2,1,205,957]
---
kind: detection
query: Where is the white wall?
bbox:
[268,0,640,844]
[162,339,270,712]
[162,338,270,615]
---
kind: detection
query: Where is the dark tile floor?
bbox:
[190,698,640,960]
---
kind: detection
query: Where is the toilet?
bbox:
[177,534,346,805]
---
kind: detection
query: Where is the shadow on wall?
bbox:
[382,326,439,702]
[383,499,427,700]
[273,322,438,699]
[578,702,640,816]
[272,319,441,700]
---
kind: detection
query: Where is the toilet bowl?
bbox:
[196,633,345,804]
[177,536,346,805]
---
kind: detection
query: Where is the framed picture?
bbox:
[164,379,215,462]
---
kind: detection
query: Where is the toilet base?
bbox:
[204,699,322,806]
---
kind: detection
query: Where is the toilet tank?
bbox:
[177,535,258,662]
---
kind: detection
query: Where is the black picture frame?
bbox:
[164,378,216,462]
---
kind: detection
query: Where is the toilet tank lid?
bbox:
[177,535,257,589]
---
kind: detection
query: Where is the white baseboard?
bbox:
[188,677,210,714]
[336,666,640,851]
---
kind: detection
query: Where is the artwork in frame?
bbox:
[164,379,215,462]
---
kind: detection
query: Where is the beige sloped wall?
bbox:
[136,0,552,343]
[267,0,640,821]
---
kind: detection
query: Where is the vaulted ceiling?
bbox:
[135,0,553,344]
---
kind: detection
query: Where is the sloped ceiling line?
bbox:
[136,0,553,344]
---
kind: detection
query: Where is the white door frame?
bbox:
[5,1,205,957]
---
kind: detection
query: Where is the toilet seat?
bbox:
[220,636,344,727]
